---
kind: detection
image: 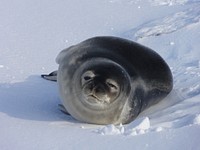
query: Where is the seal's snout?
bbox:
[81,70,122,104]
[93,84,106,96]
[83,80,109,103]
[93,84,110,102]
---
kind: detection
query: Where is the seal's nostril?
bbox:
[95,87,104,93]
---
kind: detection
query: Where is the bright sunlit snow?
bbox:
[1,0,200,150]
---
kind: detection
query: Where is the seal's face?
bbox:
[81,71,120,104]
[59,57,132,124]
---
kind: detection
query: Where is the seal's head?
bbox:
[61,58,133,125]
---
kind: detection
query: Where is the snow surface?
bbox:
[1,0,200,150]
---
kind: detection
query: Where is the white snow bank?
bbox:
[97,113,200,136]
[97,117,150,136]
[126,4,200,39]
[149,0,200,6]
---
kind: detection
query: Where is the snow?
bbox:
[97,117,150,136]
[0,0,200,149]
[149,0,200,6]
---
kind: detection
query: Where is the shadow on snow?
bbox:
[0,75,76,122]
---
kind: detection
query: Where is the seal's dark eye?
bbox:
[107,82,116,88]
[106,79,118,90]
[84,76,92,80]
[81,71,95,86]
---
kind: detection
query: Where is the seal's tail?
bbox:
[41,71,57,82]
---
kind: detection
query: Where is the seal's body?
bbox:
[42,36,173,125]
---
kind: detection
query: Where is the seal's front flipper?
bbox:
[41,71,58,81]
[58,104,70,115]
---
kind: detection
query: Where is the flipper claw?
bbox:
[41,71,58,81]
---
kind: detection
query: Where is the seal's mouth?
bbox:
[87,93,111,104]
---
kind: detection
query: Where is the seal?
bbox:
[41,36,173,125]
